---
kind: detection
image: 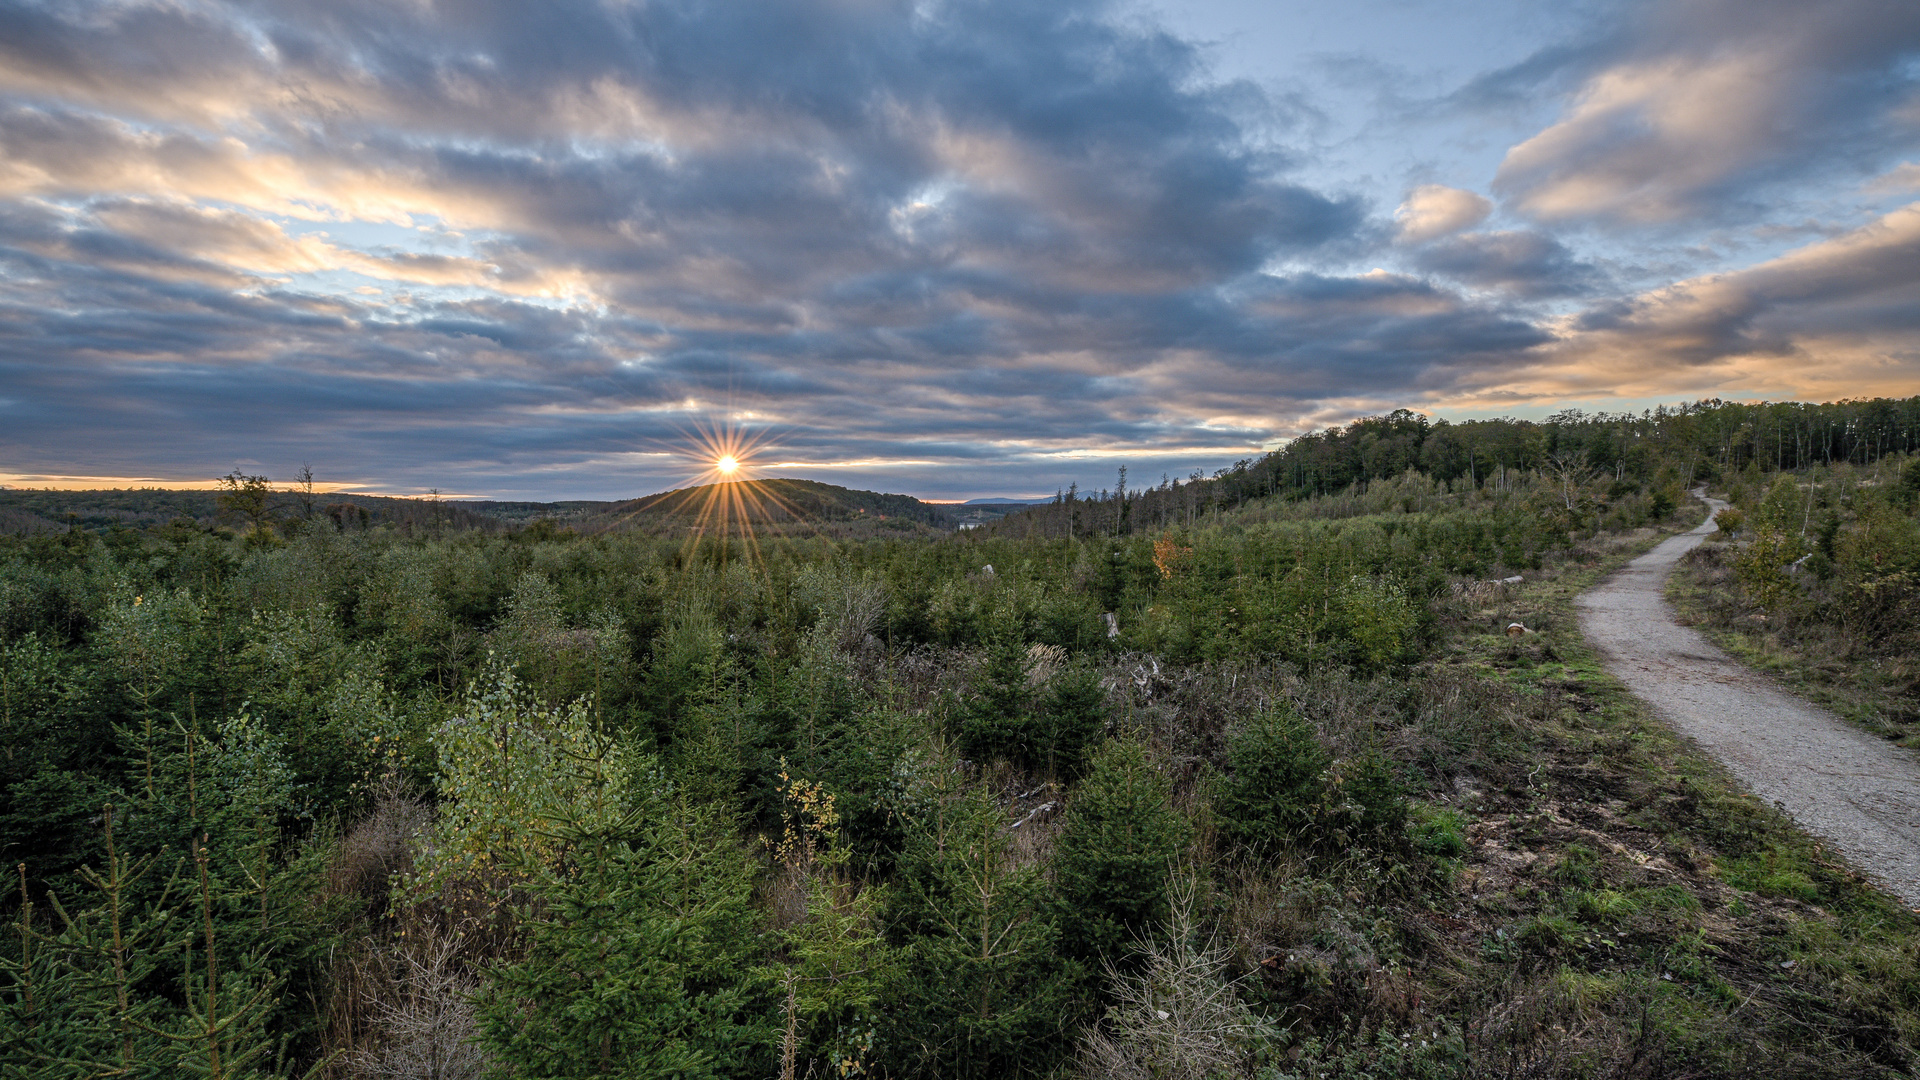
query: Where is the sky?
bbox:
[0,0,1915,501]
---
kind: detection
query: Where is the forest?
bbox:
[3,395,1919,1079]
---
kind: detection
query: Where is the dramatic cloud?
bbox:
[0,0,1913,499]
[1492,0,1920,226]
[1446,201,1920,405]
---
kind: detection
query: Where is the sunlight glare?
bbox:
[612,412,821,574]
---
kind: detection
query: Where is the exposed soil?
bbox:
[1578,492,1920,905]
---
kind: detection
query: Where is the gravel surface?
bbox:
[1578,492,1920,906]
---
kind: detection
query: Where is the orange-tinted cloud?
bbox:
[1492,0,1920,227]
[0,0,1914,500]
[1439,201,1920,406]
[1394,185,1491,243]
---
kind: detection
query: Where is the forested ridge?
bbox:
[4,396,1920,1079]
[1000,396,1920,539]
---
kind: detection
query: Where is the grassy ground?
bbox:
[1183,506,1920,1077]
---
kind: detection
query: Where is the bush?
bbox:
[1336,576,1419,670]
[1712,505,1745,538]
[1325,750,1409,850]
[1213,710,1407,857]
[1035,665,1109,778]
[1734,527,1802,613]
[955,619,1034,764]
[477,771,771,1079]
[1648,488,1676,521]
[1833,502,1920,644]
[882,785,1082,1079]
[1212,708,1329,856]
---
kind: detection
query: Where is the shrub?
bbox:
[1323,750,1409,850]
[1213,710,1407,857]
[955,617,1034,764]
[477,770,770,1080]
[1336,575,1419,670]
[1712,505,1745,538]
[400,659,625,935]
[882,785,1082,1079]
[1648,488,1676,521]
[1212,708,1329,856]
[1734,526,1801,614]
[1035,665,1109,778]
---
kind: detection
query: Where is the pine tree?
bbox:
[883,786,1080,1079]
[38,806,190,1078]
[956,613,1034,765]
[145,841,288,1080]
[1035,666,1108,779]
[1051,741,1189,969]
[476,758,770,1080]
[1213,708,1329,856]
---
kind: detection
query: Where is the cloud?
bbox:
[1867,162,1920,194]
[1394,185,1492,243]
[1442,200,1920,404]
[0,0,1423,497]
[1412,230,1604,297]
[1492,0,1920,226]
[0,0,1911,499]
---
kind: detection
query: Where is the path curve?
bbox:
[1577,492,1920,905]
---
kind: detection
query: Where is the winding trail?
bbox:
[1577,492,1920,906]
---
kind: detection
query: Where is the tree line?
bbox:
[1001,396,1920,540]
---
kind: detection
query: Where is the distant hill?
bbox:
[578,477,954,533]
[946,496,1054,529]
[0,477,955,537]
[0,487,502,535]
[456,500,617,527]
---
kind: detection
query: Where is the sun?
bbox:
[613,411,816,573]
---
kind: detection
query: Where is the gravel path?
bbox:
[1577,493,1920,906]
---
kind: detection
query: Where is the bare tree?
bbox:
[1545,450,1595,512]
[294,464,319,521]
[349,927,490,1080]
[216,471,275,534]
[1076,880,1278,1080]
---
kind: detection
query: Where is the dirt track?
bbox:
[1577,493,1920,906]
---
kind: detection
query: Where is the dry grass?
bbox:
[315,780,504,1080]
[321,776,430,913]
[1109,506,1920,1078]
[336,926,490,1080]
